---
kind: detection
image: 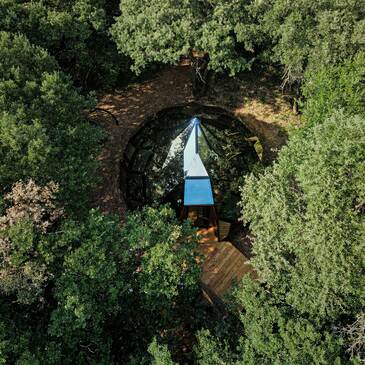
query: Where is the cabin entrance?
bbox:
[182,206,218,229]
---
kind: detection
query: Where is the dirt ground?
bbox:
[201,70,300,162]
[90,65,299,217]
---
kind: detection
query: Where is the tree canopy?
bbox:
[248,0,365,84]
[111,0,364,81]
[0,31,103,214]
[0,0,364,363]
[111,0,255,75]
[241,111,365,320]
[301,53,365,124]
[0,199,200,364]
[192,111,365,365]
[0,0,126,88]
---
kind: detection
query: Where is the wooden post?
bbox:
[209,206,220,241]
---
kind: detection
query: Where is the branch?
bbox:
[91,107,120,126]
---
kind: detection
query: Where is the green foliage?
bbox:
[148,338,177,365]
[247,0,365,83]
[48,210,128,363]
[223,111,365,364]
[195,1,255,74]
[0,203,200,363]
[111,0,255,75]
[241,111,365,320]
[234,278,343,365]
[0,31,104,214]
[49,206,199,363]
[122,205,201,312]
[111,0,193,74]
[0,0,125,88]
[0,323,7,365]
[1,1,364,363]
[195,278,343,365]
[192,112,365,365]
[195,329,232,365]
[302,53,365,125]
[111,0,364,81]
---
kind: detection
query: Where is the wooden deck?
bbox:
[197,224,255,303]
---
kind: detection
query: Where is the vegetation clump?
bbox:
[187,111,365,365]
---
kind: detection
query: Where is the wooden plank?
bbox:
[196,226,255,302]
[218,220,231,241]
[199,240,255,300]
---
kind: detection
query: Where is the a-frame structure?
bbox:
[181,118,219,234]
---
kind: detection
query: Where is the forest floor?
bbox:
[201,69,301,162]
[90,65,300,217]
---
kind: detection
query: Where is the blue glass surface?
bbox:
[183,117,204,174]
[184,178,214,206]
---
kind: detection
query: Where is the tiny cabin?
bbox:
[180,118,219,234]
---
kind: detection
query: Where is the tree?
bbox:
[246,0,365,85]
[0,204,201,364]
[238,111,364,363]
[0,31,104,215]
[301,53,365,125]
[0,180,63,304]
[191,111,365,365]
[195,278,343,365]
[48,209,130,364]
[111,0,255,75]
[241,111,365,320]
[122,205,200,313]
[111,0,364,86]
[0,204,201,363]
[0,0,125,88]
[148,338,178,365]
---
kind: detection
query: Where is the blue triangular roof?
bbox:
[183,117,214,206]
[183,118,202,174]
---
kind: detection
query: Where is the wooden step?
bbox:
[218,220,231,241]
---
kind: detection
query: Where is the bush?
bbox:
[0,204,201,364]
[301,53,365,125]
[241,111,365,320]
[0,31,104,215]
